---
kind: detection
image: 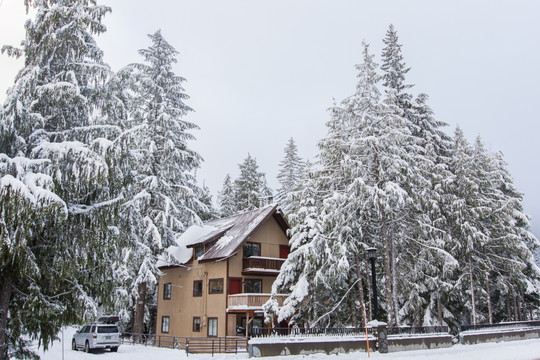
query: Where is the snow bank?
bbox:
[29,326,540,360]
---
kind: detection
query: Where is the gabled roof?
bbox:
[164,204,289,266]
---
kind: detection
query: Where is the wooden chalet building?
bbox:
[155,204,290,339]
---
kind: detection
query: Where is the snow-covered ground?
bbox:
[31,327,540,360]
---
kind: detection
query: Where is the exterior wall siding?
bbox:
[156,213,290,339]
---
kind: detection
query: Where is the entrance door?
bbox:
[279,245,290,259]
[229,278,242,295]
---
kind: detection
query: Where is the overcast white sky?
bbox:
[1,0,539,237]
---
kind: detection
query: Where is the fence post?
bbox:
[377,323,388,354]
[186,338,189,357]
[212,339,214,357]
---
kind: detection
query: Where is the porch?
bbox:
[227,293,287,312]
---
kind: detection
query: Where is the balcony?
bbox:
[227,293,287,313]
[242,256,285,275]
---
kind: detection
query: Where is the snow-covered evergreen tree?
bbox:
[109,30,205,335]
[275,138,305,215]
[264,172,327,326]
[447,134,540,325]
[218,174,236,217]
[1,1,117,358]
[197,183,218,222]
[234,154,271,211]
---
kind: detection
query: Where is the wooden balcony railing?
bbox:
[242,256,285,272]
[227,294,287,310]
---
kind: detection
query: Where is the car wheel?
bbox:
[111,347,118,352]
[72,339,77,351]
[84,341,91,353]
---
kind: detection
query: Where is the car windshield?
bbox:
[97,326,119,333]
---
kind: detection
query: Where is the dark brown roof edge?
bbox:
[228,204,286,255]
[185,225,234,248]
[273,208,290,236]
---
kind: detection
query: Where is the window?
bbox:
[243,242,261,258]
[161,316,170,333]
[163,283,172,300]
[244,279,262,293]
[97,326,119,333]
[193,280,203,297]
[193,317,201,332]
[209,278,224,294]
[195,245,203,259]
[208,318,218,337]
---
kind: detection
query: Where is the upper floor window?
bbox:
[195,245,203,259]
[209,278,224,294]
[163,283,172,300]
[244,279,262,293]
[193,280,203,297]
[243,242,261,258]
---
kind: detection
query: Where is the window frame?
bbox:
[192,317,201,332]
[243,242,261,258]
[161,316,170,334]
[244,279,263,293]
[207,317,218,337]
[163,282,172,300]
[208,278,224,294]
[194,245,203,259]
[193,280,203,297]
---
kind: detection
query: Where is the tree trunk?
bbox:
[391,239,399,327]
[0,275,13,359]
[506,293,512,321]
[381,210,394,325]
[485,273,493,324]
[133,282,147,341]
[469,255,476,325]
[354,255,365,327]
[514,293,520,321]
[365,255,373,321]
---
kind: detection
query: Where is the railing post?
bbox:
[377,323,388,354]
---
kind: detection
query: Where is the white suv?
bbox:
[72,323,121,352]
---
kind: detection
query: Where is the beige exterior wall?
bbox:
[156,214,289,339]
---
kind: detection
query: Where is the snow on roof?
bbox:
[163,204,288,266]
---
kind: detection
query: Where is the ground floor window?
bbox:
[161,316,170,333]
[240,316,263,336]
[208,318,218,337]
[193,317,201,332]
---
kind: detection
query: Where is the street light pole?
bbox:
[367,247,378,320]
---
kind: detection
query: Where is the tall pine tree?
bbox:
[275,138,305,215]
[1,1,117,358]
[109,30,205,335]
[234,154,271,211]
